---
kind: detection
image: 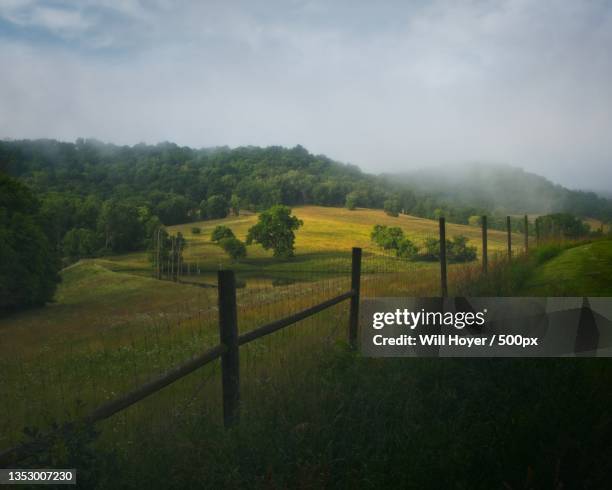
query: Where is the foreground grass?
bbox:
[26,346,612,489]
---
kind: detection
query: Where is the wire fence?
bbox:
[0,214,583,463]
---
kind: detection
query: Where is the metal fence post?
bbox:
[349,247,362,349]
[218,270,240,427]
[524,214,529,253]
[506,216,512,259]
[439,217,448,297]
[481,215,488,274]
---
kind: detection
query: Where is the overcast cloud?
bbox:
[1,0,611,190]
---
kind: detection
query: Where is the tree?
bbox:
[0,174,61,312]
[384,198,401,217]
[219,237,247,261]
[246,205,303,258]
[371,225,405,250]
[203,195,229,219]
[230,195,240,216]
[345,191,359,210]
[62,228,98,260]
[97,200,145,253]
[155,194,191,225]
[210,225,235,242]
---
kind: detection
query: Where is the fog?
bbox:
[1,0,611,191]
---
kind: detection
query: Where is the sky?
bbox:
[1,0,611,190]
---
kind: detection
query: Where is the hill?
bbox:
[390,163,612,220]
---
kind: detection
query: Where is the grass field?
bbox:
[0,206,518,350]
[522,239,612,295]
[1,208,609,487]
[2,205,516,450]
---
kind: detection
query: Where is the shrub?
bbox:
[211,225,235,242]
[219,237,247,261]
[419,235,477,262]
[396,238,419,259]
[371,225,405,250]
[191,227,201,234]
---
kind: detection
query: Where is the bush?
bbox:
[396,238,419,259]
[219,237,247,261]
[371,225,419,259]
[371,225,405,250]
[191,227,201,234]
[419,235,477,262]
[211,225,235,242]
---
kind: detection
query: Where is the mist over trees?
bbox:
[391,163,612,220]
[2,139,610,270]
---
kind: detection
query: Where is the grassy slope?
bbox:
[0,261,212,358]
[522,239,612,295]
[102,206,518,275]
[1,206,513,347]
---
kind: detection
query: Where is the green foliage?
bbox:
[202,194,229,219]
[396,238,419,259]
[97,200,146,253]
[62,228,98,260]
[246,205,303,258]
[370,225,419,259]
[154,194,192,225]
[345,191,359,210]
[191,227,201,234]
[230,195,240,216]
[0,174,61,312]
[421,235,477,262]
[371,225,405,250]
[535,213,590,239]
[383,198,401,217]
[219,237,247,261]
[210,225,235,242]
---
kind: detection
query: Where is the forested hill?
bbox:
[1,139,390,218]
[390,163,612,220]
[1,139,611,228]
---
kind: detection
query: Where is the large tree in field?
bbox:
[0,174,61,313]
[246,205,303,258]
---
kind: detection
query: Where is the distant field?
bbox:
[99,206,520,276]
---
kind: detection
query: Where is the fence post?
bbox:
[535,219,540,246]
[524,215,529,253]
[349,247,362,350]
[481,215,488,274]
[506,216,512,259]
[218,270,240,427]
[439,217,448,297]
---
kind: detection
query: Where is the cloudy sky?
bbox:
[1,0,611,190]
